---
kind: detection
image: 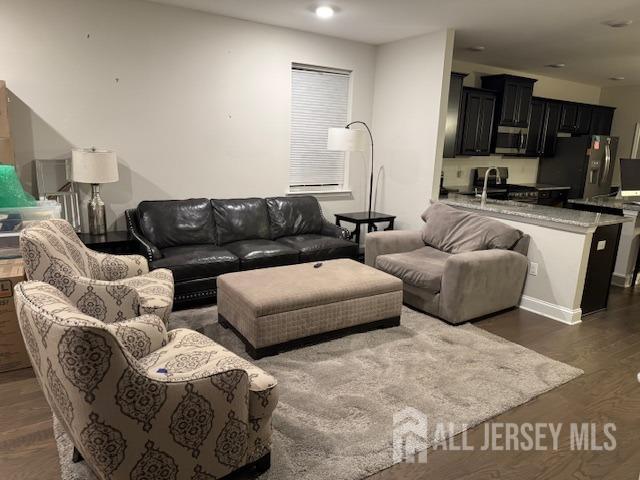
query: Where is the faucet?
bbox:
[480,166,501,207]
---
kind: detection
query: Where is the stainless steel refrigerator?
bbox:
[537,135,618,199]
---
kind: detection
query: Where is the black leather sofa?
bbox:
[126,196,357,309]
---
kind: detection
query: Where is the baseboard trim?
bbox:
[611,272,633,288]
[519,295,582,325]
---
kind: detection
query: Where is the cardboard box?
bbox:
[0,258,29,372]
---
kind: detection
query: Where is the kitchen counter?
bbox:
[442,194,629,324]
[443,194,630,232]
[568,197,640,212]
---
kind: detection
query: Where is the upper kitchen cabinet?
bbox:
[458,87,496,156]
[526,97,561,157]
[481,74,537,128]
[590,106,615,136]
[559,102,592,134]
[443,72,467,158]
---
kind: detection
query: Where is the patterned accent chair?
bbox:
[14,280,279,479]
[19,219,174,323]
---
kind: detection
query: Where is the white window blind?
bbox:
[290,65,350,191]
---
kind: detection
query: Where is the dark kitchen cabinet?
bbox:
[559,102,592,134]
[526,97,561,157]
[481,74,537,128]
[443,72,467,158]
[590,106,615,135]
[459,88,496,156]
[526,98,545,156]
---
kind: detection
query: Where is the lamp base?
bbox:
[87,183,106,235]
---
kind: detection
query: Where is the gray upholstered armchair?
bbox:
[14,280,278,479]
[19,219,174,323]
[366,203,529,324]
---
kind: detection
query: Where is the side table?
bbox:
[77,231,137,255]
[334,211,396,247]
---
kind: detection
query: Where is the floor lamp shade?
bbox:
[327,127,367,152]
[71,149,119,184]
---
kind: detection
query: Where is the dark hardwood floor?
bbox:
[1,287,639,480]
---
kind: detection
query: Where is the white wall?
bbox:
[599,85,640,186]
[442,60,605,188]
[372,30,455,229]
[1,0,377,230]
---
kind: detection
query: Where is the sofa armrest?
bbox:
[320,220,351,240]
[440,249,528,323]
[125,208,162,262]
[365,230,424,267]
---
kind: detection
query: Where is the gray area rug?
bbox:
[54,305,582,480]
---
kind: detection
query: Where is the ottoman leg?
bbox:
[218,315,230,329]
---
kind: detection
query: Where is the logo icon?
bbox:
[392,407,429,463]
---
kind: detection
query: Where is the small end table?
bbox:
[335,211,396,247]
[77,231,137,255]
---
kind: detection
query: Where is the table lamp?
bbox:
[328,121,374,218]
[71,148,118,235]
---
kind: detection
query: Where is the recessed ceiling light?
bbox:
[609,76,625,81]
[467,46,485,52]
[315,5,335,19]
[602,19,633,28]
[546,63,566,68]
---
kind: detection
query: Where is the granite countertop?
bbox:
[568,197,640,212]
[444,183,570,193]
[442,194,631,230]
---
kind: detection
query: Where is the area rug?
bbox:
[54,305,582,480]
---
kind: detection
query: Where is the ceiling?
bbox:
[148,0,640,86]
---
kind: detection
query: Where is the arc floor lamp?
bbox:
[327,121,375,220]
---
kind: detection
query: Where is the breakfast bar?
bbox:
[443,195,631,324]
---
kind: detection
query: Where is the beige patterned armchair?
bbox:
[20,219,174,323]
[14,280,278,479]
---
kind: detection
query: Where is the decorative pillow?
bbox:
[420,203,522,253]
[106,314,168,360]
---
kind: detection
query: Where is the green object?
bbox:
[0,165,36,208]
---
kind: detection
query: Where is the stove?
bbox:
[506,184,539,203]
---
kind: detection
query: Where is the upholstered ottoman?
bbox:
[217,259,403,358]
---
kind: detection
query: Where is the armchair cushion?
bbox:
[137,198,217,249]
[140,328,278,419]
[376,246,451,292]
[212,198,271,245]
[152,244,239,282]
[276,234,357,262]
[421,202,522,254]
[265,196,324,239]
[224,239,299,270]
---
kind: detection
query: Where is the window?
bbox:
[289,64,351,193]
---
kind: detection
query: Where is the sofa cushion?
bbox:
[152,244,239,282]
[137,199,216,249]
[376,246,451,292]
[265,196,324,239]
[420,202,522,253]
[276,234,357,262]
[224,239,299,270]
[212,198,271,245]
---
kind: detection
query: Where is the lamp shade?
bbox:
[71,148,119,184]
[327,127,367,152]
